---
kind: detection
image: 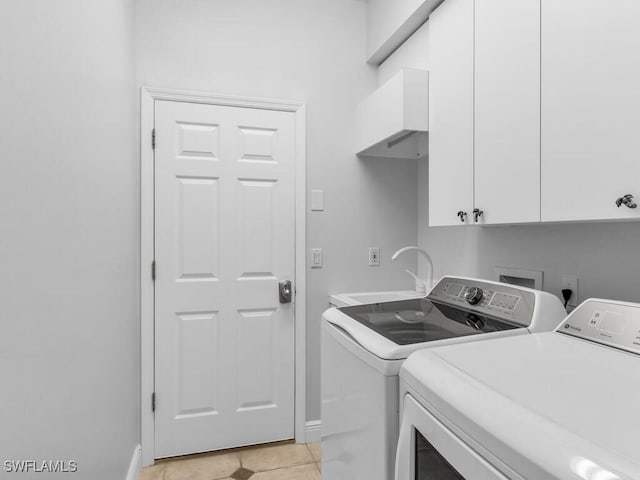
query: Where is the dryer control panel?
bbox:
[557,299,640,355]
[428,276,535,327]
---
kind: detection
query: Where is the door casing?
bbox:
[140,87,307,466]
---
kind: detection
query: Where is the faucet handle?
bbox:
[405,270,427,294]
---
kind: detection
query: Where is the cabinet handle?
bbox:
[473,208,484,223]
[457,211,467,223]
[615,194,637,209]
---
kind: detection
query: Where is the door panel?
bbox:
[176,311,219,417]
[154,100,296,458]
[474,0,540,224]
[428,0,475,227]
[237,179,277,277]
[541,0,640,221]
[237,309,277,410]
[177,122,219,159]
[177,177,219,278]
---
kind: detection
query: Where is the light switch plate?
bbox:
[311,190,324,211]
[311,248,323,268]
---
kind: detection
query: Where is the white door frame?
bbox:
[140,87,306,466]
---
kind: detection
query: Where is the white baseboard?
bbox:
[305,420,321,443]
[125,444,142,480]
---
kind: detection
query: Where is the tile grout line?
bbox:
[143,443,320,480]
[242,462,317,474]
[304,443,314,461]
[306,442,321,465]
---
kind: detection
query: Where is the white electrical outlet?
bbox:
[561,275,579,308]
[368,247,380,266]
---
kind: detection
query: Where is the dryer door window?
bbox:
[416,430,465,479]
[396,394,508,480]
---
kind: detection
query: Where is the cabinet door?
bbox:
[541,0,640,222]
[474,0,540,225]
[428,0,474,227]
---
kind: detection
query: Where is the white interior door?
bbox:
[154,100,296,458]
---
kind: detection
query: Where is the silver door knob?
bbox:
[615,194,637,209]
[279,280,292,304]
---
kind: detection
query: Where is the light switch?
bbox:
[311,248,323,268]
[311,190,324,211]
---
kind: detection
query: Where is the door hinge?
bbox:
[151,128,156,150]
[151,260,156,281]
[151,392,156,412]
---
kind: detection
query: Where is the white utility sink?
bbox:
[329,290,424,308]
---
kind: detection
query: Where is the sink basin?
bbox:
[329,290,424,308]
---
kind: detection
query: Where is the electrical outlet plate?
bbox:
[561,275,579,308]
[368,247,380,266]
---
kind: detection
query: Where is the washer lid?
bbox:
[401,332,640,480]
[339,298,519,344]
[324,298,520,360]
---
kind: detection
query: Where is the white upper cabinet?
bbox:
[428,0,475,227]
[355,68,429,159]
[429,0,640,225]
[474,0,540,225]
[541,0,640,222]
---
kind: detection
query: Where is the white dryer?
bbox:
[396,298,640,479]
[321,276,567,480]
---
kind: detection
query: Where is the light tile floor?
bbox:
[139,441,321,480]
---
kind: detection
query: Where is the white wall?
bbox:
[136,0,419,423]
[383,17,640,305]
[378,21,431,85]
[473,223,640,303]
[367,0,443,64]
[0,1,139,478]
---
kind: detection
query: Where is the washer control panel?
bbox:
[429,276,535,326]
[557,299,640,355]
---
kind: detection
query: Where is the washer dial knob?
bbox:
[465,287,484,305]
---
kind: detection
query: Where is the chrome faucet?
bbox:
[391,246,434,294]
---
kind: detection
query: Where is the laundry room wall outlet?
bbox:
[368,247,381,266]
[561,275,578,308]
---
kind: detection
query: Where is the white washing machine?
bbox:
[321,276,566,480]
[396,298,640,480]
